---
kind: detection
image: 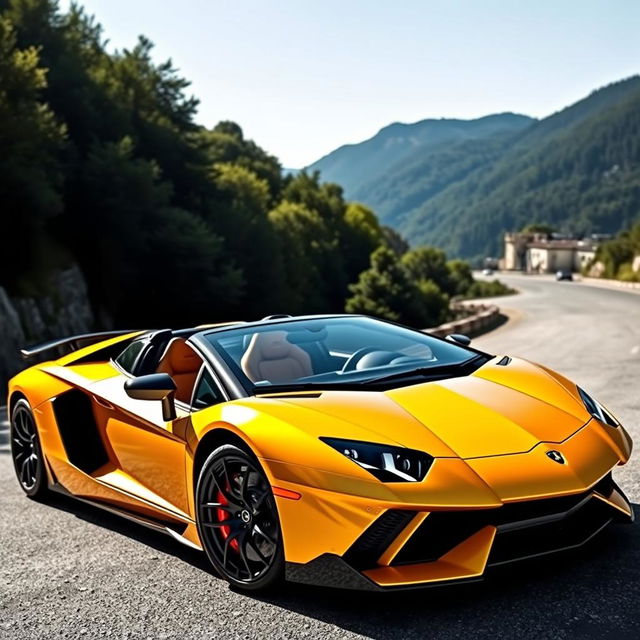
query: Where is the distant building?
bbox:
[503,232,603,273]
[503,232,546,271]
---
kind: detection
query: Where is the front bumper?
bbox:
[284,473,633,590]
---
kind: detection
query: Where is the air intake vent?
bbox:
[343,509,416,569]
[52,390,109,473]
[497,356,512,366]
[392,484,616,567]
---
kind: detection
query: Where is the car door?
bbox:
[87,337,200,519]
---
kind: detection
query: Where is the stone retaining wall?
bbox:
[427,302,501,338]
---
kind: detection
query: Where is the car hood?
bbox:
[266,357,591,459]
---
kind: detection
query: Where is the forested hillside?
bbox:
[309,76,640,262]
[0,0,499,334]
[401,76,640,260]
[0,0,375,326]
[306,113,533,201]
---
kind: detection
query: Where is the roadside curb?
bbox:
[581,277,640,294]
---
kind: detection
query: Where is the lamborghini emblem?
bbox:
[546,450,565,464]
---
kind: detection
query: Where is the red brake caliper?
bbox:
[216,487,239,552]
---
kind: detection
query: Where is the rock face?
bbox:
[0,264,95,401]
[0,288,26,399]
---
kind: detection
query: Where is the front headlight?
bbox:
[578,387,619,427]
[320,437,433,482]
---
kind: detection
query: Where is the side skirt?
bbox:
[49,482,203,551]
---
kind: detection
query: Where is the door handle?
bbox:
[93,396,115,410]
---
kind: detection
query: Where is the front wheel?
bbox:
[196,444,284,591]
[10,398,47,498]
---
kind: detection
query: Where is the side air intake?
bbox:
[52,390,109,474]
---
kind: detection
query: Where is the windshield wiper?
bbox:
[361,354,487,386]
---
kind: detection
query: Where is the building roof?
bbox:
[527,240,596,251]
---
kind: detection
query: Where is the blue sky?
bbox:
[60,0,640,167]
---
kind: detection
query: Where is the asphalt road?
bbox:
[1,275,639,640]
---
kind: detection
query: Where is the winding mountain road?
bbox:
[1,275,638,639]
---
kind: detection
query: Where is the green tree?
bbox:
[594,220,640,279]
[0,13,64,285]
[341,202,384,282]
[521,223,555,235]
[279,171,354,309]
[283,171,345,226]
[346,247,449,327]
[269,201,336,313]
[73,137,242,325]
[211,162,286,316]
[198,121,282,200]
[446,259,474,296]
[401,247,452,294]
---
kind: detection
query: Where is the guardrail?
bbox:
[426,302,501,338]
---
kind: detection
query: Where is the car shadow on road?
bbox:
[37,490,213,573]
[38,492,639,640]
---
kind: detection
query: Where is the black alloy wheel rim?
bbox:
[11,404,41,491]
[198,454,279,583]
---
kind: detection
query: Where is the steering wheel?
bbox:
[341,347,382,373]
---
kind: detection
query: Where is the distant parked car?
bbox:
[482,268,494,276]
[556,270,573,281]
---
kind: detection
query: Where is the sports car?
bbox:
[8,314,633,591]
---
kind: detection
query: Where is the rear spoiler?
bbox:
[20,330,140,361]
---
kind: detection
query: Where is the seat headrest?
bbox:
[163,339,200,374]
[248,331,294,361]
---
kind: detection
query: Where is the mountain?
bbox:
[304,113,535,198]
[400,76,640,259]
[307,76,640,261]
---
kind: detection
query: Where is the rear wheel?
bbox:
[196,444,284,591]
[10,399,47,498]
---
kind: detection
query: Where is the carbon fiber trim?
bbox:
[285,555,381,590]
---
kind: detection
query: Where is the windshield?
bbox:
[202,316,486,392]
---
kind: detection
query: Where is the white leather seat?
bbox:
[241,331,312,383]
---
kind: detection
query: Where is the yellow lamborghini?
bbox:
[8,314,633,591]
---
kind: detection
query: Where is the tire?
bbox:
[10,398,47,498]
[196,444,284,592]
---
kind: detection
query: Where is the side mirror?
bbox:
[124,373,177,421]
[446,333,471,347]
